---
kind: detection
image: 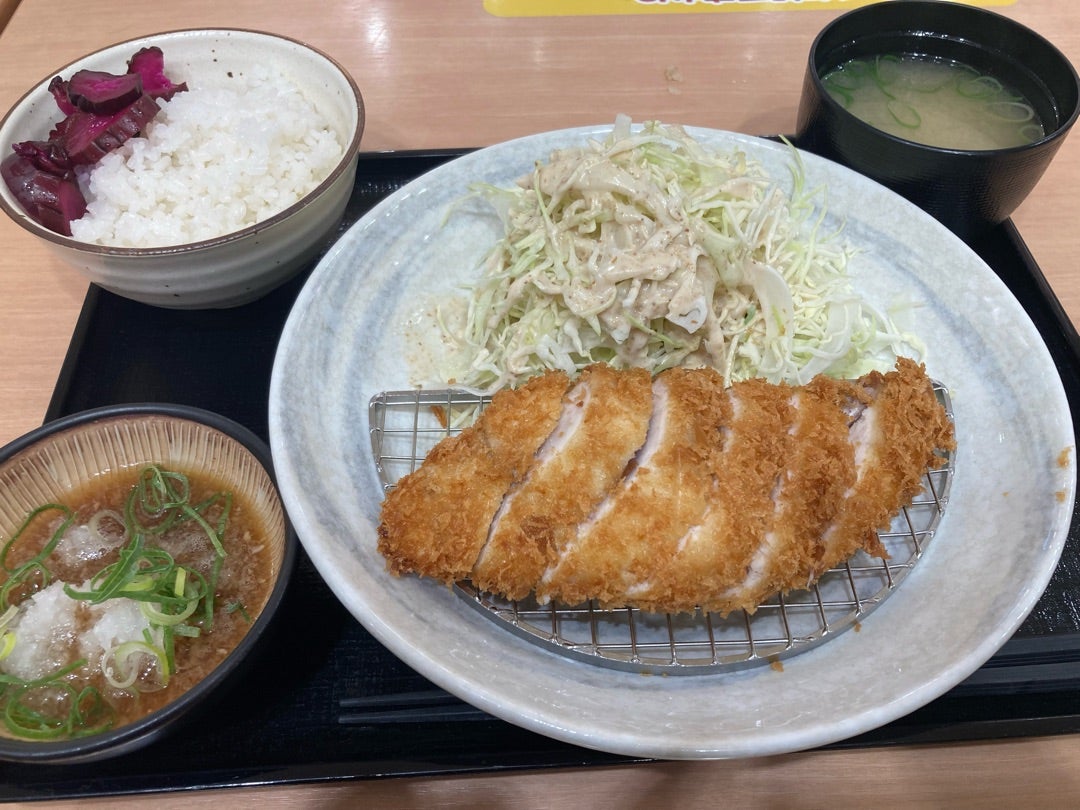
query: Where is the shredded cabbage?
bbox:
[438,117,920,392]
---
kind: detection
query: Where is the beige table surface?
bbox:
[2,1,1080,806]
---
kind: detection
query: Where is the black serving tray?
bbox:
[3,150,1080,801]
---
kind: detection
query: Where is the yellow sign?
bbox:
[484,0,1016,17]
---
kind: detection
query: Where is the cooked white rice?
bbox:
[69,63,344,247]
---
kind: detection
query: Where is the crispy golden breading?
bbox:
[471,363,653,600]
[376,359,955,615]
[537,366,729,608]
[642,376,798,616]
[816,357,956,576]
[726,377,859,612]
[376,369,569,583]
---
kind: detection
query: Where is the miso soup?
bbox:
[0,465,275,740]
[821,54,1045,150]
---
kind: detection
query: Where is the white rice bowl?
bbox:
[0,29,365,309]
[71,63,344,248]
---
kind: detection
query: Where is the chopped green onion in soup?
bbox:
[821,54,1045,150]
[0,465,273,741]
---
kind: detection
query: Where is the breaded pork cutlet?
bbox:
[816,357,955,575]
[377,360,954,615]
[644,376,798,616]
[726,375,859,612]
[377,370,569,583]
[470,363,653,600]
[537,365,729,609]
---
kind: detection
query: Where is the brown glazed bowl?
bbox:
[794,0,1079,241]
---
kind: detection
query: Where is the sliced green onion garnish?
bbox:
[0,504,75,610]
[887,99,921,129]
[120,575,156,594]
[102,640,169,689]
[173,567,187,598]
[0,631,15,662]
[139,594,199,626]
[225,600,252,623]
[987,100,1036,123]
[957,75,1003,99]
[0,464,236,740]
[1020,122,1045,142]
[0,659,113,739]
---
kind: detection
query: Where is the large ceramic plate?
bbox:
[268,126,1076,759]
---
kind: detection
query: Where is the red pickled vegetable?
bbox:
[3,45,186,235]
[126,47,188,101]
[11,139,71,176]
[55,93,160,165]
[1,152,86,236]
[47,76,77,116]
[63,70,144,116]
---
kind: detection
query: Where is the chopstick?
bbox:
[338,689,493,725]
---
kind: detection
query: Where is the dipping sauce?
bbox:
[0,465,275,741]
[821,54,1045,150]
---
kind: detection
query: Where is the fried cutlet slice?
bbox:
[816,357,955,575]
[470,363,653,600]
[639,376,797,616]
[377,370,570,583]
[696,376,799,615]
[536,365,729,608]
[728,375,859,610]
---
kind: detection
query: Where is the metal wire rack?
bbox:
[369,382,955,675]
